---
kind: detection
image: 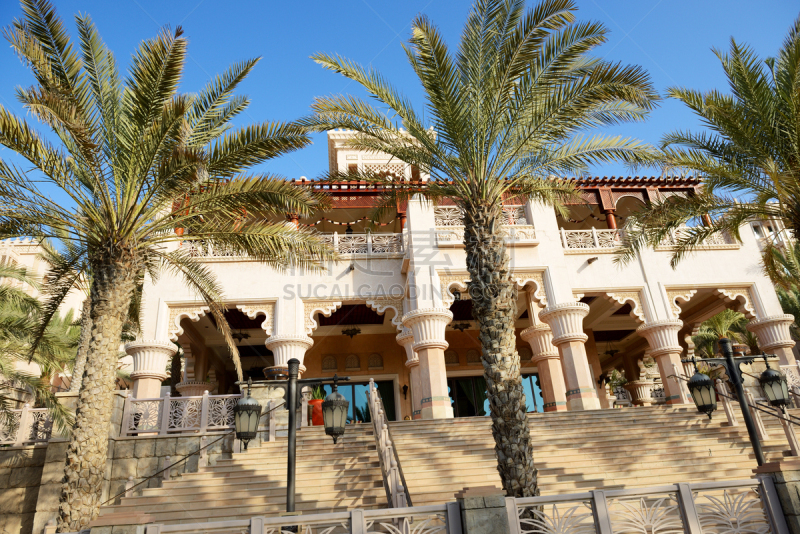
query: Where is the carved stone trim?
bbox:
[366,298,404,331]
[235,302,276,336]
[665,289,698,319]
[303,300,343,335]
[168,305,211,342]
[438,271,472,304]
[402,307,453,351]
[538,303,590,345]
[714,287,757,319]
[603,290,645,323]
[636,319,684,358]
[125,340,177,381]
[747,314,796,351]
[511,270,547,306]
[520,324,559,358]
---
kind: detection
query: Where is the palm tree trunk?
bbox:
[69,299,92,393]
[58,259,138,532]
[464,204,539,498]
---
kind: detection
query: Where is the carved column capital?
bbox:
[396,328,418,367]
[265,334,314,373]
[636,319,683,357]
[125,339,177,382]
[520,324,559,359]
[402,308,453,351]
[747,315,796,351]
[538,303,590,346]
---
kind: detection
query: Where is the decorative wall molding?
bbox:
[168,304,211,341]
[439,269,547,305]
[235,301,276,336]
[511,270,547,306]
[303,300,343,335]
[365,297,404,330]
[438,271,472,304]
[665,289,698,319]
[714,287,757,319]
[603,290,645,323]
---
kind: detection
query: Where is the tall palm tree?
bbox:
[300,0,659,497]
[1,1,334,529]
[617,17,800,268]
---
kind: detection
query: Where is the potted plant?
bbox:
[308,386,326,426]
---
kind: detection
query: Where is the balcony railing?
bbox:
[0,404,53,446]
[121,392,241,436]
[182,232,404,259]
[435,225,537,247]
[561,228,624,251]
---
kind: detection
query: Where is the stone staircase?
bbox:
[94,424,386,525]
[95,404,799,525]
[390,405,797,506]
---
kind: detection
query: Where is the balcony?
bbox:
[182,232,405,260]
[434,206,537,248]
[559,227,739,254]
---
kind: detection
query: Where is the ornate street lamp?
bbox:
[233,378,261,450]
[322,375,349,444]
[759,356,790,410]
[687,368,717,419]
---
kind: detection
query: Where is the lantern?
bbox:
[688,370,717,419]
[322,376,349,444]
[234,378,262,450]
[759,359,790,409]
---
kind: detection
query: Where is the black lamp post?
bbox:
[682,337,782,466]
[233,377,261,450]
[322,375,349,444]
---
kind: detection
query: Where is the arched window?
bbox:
[345,354,360,371]
[444,350,459,366]
[466,349,481,365]
[321,355,337,372]
[368,353,383,370]
[518,347,532,361]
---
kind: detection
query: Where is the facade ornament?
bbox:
[365,298,405,330]
[665,289,698,319]
[303,300,343,335]
[125,340,177,398]
[635,320,683,358]
[520,324,559,358]
[175,380,211,397]
[402,308,453,351]
[168,304,210,341]
[438,271,471,304]
[538,303,590,345]
[747,314,796,351]
[265,334,314,373]
[235,302,276,336]
[714,287,757,319]
[396,328,418,366]
[603,290,645,323]
[510,270,547,306]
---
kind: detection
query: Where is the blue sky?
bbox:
[0,0,798,189]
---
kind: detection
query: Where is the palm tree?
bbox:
[617,17,800,268]
[763,240,800,291]
[0,263,76,434]
[1,2,334,529]
[300,0,659,497]
[691,309,754,358]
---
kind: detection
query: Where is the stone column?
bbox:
[175,343,213,397]
[265,334,314,376]
[397,329,423,420]
[539,302,600,411]
[520,324,567,412]
[403,308,454,419]
[636,319,689,405]
[748,315,797,366]
[125,340,176,399]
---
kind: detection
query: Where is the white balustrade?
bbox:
[121,391,241,437]
[560,228,624,250]
[511,478,786,534]
[658,227,737,247]
[184,232,404,258]
[0,403,53,446]
[367,378,410,508]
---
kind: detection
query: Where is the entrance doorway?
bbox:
[447,374,544,418]
[319,380,396,423]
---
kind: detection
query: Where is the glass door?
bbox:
[320,380,396,423]
[447,374,543,417]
